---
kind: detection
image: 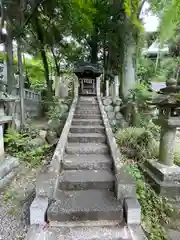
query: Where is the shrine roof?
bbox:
[74,62,102,77]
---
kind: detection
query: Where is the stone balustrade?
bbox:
[15,87,41,101]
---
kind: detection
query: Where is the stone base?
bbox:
[142,160,180,201]
[115,167,136,200]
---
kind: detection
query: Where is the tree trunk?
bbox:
[5,30,16,95]
[51,47,60,76]
[40,47,52,99]
[34,16,52,100]
[120,32,136,101]
[90,39,98,64]
[90,25,98,64]
[17,39,25,127]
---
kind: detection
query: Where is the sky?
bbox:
[141,2,159,32]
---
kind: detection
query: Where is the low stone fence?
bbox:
[0,81,42,118]
[15,88,42,118]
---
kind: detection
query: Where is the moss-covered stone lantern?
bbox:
[143,78,180,201]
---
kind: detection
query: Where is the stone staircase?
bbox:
[46,97,134,239]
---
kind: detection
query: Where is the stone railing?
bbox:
[15,87,41,101]
[0,81,42,118]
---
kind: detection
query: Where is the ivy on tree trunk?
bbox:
[34,16,52,100]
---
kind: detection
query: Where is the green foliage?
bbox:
[136,57,155,83]
[125,162,173,240]
[45,97,71,121]
[153,57,180,82]
[116,126,159,160]
[4,128,49,167]
[24,58,45,92]
[128,83,158,127]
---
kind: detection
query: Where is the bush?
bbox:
[125,162,173,240]
[46,97,71,121]
[136,57,155,84]
[4,127,49,167]
[116,126,159,160]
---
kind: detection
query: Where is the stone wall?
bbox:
[102,97,127,130]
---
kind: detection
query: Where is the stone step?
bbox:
[74,114,102,119]
[58,169,114,190]
[72,119,103,126]
[75,109,100,115]
[78,101,98,104]
[79,97,97,101]
[76,105,99,110]
[26,224,133,240]
[70,125,105,134]
[77,103,99,108]
[66,143,109,154]
[68,133,106,143]
[47,189,123,222]
[63,154,112,170]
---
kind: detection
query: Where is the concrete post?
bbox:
[96,77,100,96]
[55,76,61,97]
[74,77,79,97]
[106,79,109,97]
[17,41,25,127]
[159,126,176,166]
[0,125,4,157]
[114,75,119,97]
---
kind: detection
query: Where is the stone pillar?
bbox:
[55,76,61,97]
[74,77,78,97]
[106,79,109,97]
[96,77,100,96]
[109,83,113,96]
[159,126,176,166]
[114,75,119,97]
[0,125,4,157]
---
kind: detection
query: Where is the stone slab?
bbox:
[0,156,19,180]
[128,225,147,240]
[47,189,123,222]
[72,119,103,126]
[66,143,109,154]
[145,159,180,182]
[115,168,136,200]
[26,226,56,240]
[70,125,105,134]
[124,198,141,225]
[36,172,56,197]
[0,115,12,124]
[63,154,112,170]
[30,197,49,225]
[75,109,100,115]
[45,225,132,240]
[68,133,106,143]
[0,168,19,190]
[142,165,180,201]
[58,169,114,190]
[168,229,180,240]
[74,114,102,119]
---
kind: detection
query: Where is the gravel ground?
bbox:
[0,193,27,240]
[0,164,40,240]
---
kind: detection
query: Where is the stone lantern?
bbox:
[143,78,180,201]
